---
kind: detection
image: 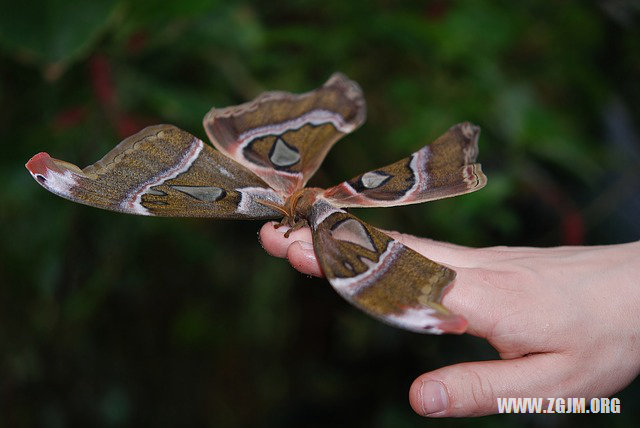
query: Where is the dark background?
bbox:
[1,1,639,426]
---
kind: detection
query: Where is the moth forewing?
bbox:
[203,72,367,195]
[25,125,285,219]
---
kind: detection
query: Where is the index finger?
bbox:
[259,222,322,276]
[259,221,501,338]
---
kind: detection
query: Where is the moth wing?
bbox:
[323,122,487,207]
[309,199,467,334]
[26,125,284,219]
[203,72,366,196]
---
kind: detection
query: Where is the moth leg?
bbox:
[273,216,290,230]
[283,219,308,238]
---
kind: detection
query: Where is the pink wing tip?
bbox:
[26,152,53,177]
[436,314,468,335]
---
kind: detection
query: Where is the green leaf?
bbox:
[0,0,121,78]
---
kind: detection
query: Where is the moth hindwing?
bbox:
[307,199,467,334]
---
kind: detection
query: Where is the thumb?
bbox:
[409,353,566,417]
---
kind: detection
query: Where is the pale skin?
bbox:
[259,222,640,417]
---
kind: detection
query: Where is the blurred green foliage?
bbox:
[1,1,639,426]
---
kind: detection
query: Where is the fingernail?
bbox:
[298,241,313,250]
[419,380,448,415]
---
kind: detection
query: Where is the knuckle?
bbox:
[454,368,496,416]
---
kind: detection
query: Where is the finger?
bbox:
[382,232,530,339]
[276,231,509,328]
[409,353,567,417]
[259,222,312,258]
[287,240,323,277]
[261,223,515,339]
[437,268,502,339]
[380,231,501,337]
[383,230,485,268]
[382,231,584,268]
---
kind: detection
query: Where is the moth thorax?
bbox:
[287,187,322,221]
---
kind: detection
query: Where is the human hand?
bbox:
[259,222,640,417]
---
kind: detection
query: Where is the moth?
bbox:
[26,73,486,334]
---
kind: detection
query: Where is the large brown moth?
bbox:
[26,73,486,334]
